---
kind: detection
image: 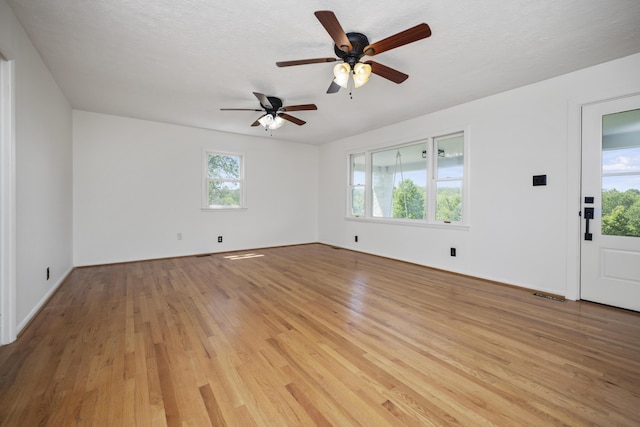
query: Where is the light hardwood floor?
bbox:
[1,244,639,426]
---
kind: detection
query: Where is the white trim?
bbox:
[345,215,470,230]
[565,98,582,301]
[0,56,16,344]
[16,267,73,333]
[201,207,248,212]
[202,148,246,210]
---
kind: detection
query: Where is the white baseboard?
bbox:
[16,266,74,334]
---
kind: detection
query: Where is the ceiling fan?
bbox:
[220,92,317,130]
[276,11,431,94]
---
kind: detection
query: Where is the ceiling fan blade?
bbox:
[364,23,431,56]
[282,104,318,112]
[220,108,263,111]
[365,61,409,84]
[253,92,273,109]
[276,58,338,67]
[251,114,266,127]
[314,10,352,53]
[279,113,306,126]
[327,80,341,94]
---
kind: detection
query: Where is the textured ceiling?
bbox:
[7,0,640,144]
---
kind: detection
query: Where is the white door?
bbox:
[581,94,640,312]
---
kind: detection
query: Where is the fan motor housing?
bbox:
[263,96,283,114]
[334,32,370,64]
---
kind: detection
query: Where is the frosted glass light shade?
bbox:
[353,63,372,88]
[333,63,351,88]
[258,114,285,130]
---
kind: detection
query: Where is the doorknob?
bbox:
[584,207,594,241]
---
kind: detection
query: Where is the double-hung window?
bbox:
[434,133,464,222]
[348,131,466,225]
[203,151,244,209]
[349,154,366,216]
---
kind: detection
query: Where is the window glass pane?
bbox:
[436,181,462,222]
[352,154,366,186]
[601,176,640,237]
[208,154,240,180]
[437,135,464,179]
[208,181,241,207]
[601,108,640,237]
[351,187,365,216]
[371,143,426,218]
[601,178,640,237]
[603,147,640,174]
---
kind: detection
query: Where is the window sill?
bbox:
[201,207,248,212]
[345,216,469,230]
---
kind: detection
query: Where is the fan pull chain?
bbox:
[349,70,354,99]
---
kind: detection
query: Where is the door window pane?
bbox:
[601,109,640,237]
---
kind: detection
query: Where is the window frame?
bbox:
[431,131,466,224]
[346,129,469,228]
[201,150,246,211]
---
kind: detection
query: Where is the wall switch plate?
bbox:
[533,175,547,186]
[450,248,456,257]
[355,235,358,243]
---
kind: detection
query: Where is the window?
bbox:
[203,151,244,209]
[371,143,426,219]
[348,131,466,225]
[434,133,464,222]
[349,154,366,216]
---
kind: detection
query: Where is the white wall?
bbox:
[0,0,74,333]
[318,53,640,297]
[73,111,318,266]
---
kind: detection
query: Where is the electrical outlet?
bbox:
[177,233,183,240]
[47,267,50,280]
[355,235,358,243]
[218,236,223,243]
[450,248,456,257]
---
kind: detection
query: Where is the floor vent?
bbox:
[195,254,212,257]
[533,292,565,302]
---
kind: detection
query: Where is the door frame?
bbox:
[0,53,16,345]
[566,91,640,302]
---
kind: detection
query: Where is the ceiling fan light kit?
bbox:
[333,62,372,89]
[257,114,285,130]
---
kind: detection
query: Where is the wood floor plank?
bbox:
[1,244,640,426]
